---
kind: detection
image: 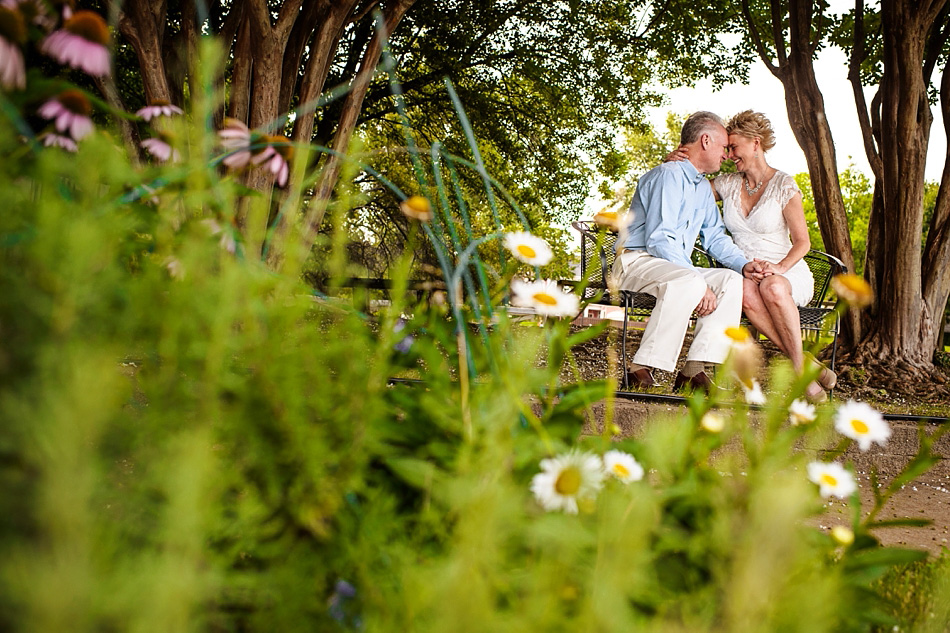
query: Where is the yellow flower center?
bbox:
[612,463,630,477]
[850,419,869,434]
[403,195,431,215]
[517,244,537,259]
[820,474,838,487]
[725,326,751,342]
[58,89,92,116]
[533,292,558,306]
[65,10,110,46]
[555,467,582,495]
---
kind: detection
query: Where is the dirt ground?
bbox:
[562,324,950,555]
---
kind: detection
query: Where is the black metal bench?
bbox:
[571,220,847,389]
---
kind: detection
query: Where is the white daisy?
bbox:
[741,379,766,405]
[504,231,553,266]
[510,278,580,318]
[788,399,816,426]
[602,450,643,483]
[807,461,857,499]
[531,450,604,514]
[700,412,725,433]
[834,400,890,451]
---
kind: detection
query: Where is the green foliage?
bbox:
[3,39,950,633]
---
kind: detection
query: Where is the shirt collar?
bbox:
[679,160,707,185]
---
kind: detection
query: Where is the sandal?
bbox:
[804,381,828,404]
[805,353,837,391]
[817,366,837,391]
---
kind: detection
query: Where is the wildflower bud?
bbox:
[830,525,854,546]
[592,209,623,231]
[700,412,725,433]
[724,326,761,389]
[400,195,433,221]
[830,273,873,309]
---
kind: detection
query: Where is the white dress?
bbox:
[714,171,814,306]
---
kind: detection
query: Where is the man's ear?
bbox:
[699,133,709,150]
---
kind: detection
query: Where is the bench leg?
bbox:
[829,318,839,376]
[621,300,630,390]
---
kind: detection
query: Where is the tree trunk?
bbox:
[851,0,946,372]
[118,1,171,105]
[742,0,859,344]
[266,0,417,269]
[290,1,361,145]
[922,53,950,354]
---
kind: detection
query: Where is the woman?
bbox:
[667,110,835,401]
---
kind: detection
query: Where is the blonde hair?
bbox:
[726,110,776,152]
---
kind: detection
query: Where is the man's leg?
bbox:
[685,267,743,365]
[613,251,708,373]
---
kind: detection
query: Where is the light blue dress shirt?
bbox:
[623,160,749,273]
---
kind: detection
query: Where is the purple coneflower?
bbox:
[141,133,179,163]
[0,5,26,90]
[40,132,77,152]
[41,9,110,76]
[251,135,292,187]
[38,89,93,140]
[218,118,253,168]
[136,100,183,122]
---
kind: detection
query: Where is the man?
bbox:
[612,111,761,392]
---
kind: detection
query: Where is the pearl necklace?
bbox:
[744,177,763,196]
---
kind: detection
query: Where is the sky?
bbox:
[645,46,946,183]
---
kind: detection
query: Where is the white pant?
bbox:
[612,250,743,372]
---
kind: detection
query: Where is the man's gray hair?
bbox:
[680,111,725,145]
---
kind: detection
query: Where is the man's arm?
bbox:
[639,170,694,268]
[698,198,749,273]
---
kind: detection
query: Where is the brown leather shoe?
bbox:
[625,367,655,389]
[674,370,714,394]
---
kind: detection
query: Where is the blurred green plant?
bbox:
[2,14,950,633]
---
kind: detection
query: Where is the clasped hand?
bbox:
[742,259,778,283]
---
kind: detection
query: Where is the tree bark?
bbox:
[851,0,948,370]
[290,1,361,145]
[118,1,171,104]
[266,0,417,269]
[741,0,860,344]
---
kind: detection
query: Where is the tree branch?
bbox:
[741,0,780,77]
[849,0,883,180]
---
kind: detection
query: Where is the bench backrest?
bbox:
[572,220,847,307]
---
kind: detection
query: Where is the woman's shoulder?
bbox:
[714,172,742,190]
[773,169,800,190]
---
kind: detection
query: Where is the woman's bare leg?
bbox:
[741,277,823,398]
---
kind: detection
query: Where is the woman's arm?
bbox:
[772,190,811,274]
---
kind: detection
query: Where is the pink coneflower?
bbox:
[0,6,26,90]
[136,100,183,122]
[251,135,292,187]
[38,89,93,140]
[218,118,253,168]
[141,133,179,162]
[40,10,110,76]
[40,132,77,152]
